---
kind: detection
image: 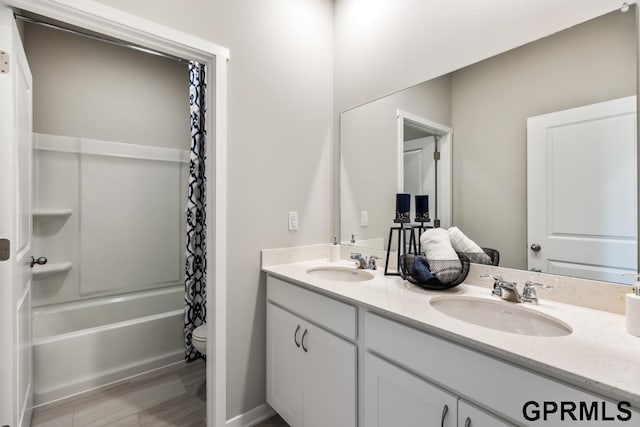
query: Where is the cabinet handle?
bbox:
[294,325,301,348]
[301,329,308,352]
[464,417,471,427]
[440,404,448,427]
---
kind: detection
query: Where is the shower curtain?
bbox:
[185,61,207,361]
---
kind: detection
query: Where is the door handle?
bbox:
[301,329,308,352]
[30,256,48,268]
[464,417,471,427]
[530,243,541,252]
[293,325,301,348]
[440,404,448,427]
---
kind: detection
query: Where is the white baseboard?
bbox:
[226,403,276,427]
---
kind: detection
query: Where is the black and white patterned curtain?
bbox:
[185,61,207,361]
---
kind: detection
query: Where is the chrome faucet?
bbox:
[350,253,381,270]
[481,275,520,302]
[481,275,552,304]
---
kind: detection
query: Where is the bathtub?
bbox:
[32,286,185,406]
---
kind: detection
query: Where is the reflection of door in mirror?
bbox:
[403,136,435,254]
[397,111,453,234]
[527,96,637,284]
[403,119,437,225]
[404,136,435,218]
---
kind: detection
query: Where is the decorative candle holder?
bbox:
[385,222,416,276]
[414,195,430,223]
[386,193,416,275]
[394,193,411,223]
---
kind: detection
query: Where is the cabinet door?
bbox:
[364,353,457,427]
[267,303,304,427]
[458,400,514,427]
[302,322,357,427]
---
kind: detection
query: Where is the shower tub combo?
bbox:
[32,286,184,405]
[32,134,190,406]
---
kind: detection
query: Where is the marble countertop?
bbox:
[262,258,640,407]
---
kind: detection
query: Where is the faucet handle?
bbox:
[523,281,552,290]
[522,281,552,304]
[368,255,382,270]
[481,274,504,297]
[350,253,367,269]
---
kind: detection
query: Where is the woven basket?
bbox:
[399,247,499,290]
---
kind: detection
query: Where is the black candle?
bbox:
[415,195,430,222]
[395,193,411,223]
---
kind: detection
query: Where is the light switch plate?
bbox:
[288,211,298,231]
[361,211,368,227]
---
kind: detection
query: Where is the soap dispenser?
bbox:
[626,274,640,337]
[330,236,341,262]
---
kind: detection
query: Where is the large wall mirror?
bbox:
[340,8,637,285]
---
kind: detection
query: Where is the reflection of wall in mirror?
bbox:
[451,10,635,269]
[340,75,451,246]
[340,9,636,276]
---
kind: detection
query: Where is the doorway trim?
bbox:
[0,1,229,426]
[397,110,453,228]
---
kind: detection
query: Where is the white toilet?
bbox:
[192,324,207,355]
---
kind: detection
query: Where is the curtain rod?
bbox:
[14,13,190,65]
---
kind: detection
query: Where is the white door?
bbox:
[404,136,436,222]
[266,303,303,427]
[364,353,457,427]
[0,8,34,427]
[302,322,356,427]
[527,96,637,283]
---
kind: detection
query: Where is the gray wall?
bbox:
[93,0,335,419]
[332,0,624,242]
[451,10,636,269]
[340,75,451,244]
[23,22,189,149]
[333,0,623,113]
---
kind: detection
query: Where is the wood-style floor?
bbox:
[31,360,289,427]
[254,414,288,427]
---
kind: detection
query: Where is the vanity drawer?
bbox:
[267,276,357,340]
[365,312,638,425]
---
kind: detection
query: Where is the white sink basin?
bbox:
[430,296,572,337]
[306,266,374,282]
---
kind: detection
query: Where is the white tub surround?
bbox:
[30,133,189,406]
[261,247,640,415]
[32,133,189,306]
[32,287,184,406]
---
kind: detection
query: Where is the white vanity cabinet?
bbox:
[266,277,357,427]
[364,351,513,427]
[365,312,638,426]
[364,353,457,427]
[265,272,639,426]
[267,303,304,425]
